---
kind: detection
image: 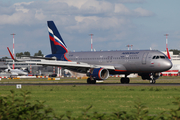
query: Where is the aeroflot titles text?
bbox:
[122,52,139,54]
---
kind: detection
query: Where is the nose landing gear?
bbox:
[149,80,156,84]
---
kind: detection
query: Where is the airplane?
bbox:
[7,21,172,84]
[4,64,29,76]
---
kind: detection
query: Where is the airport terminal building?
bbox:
[0,57,62,77]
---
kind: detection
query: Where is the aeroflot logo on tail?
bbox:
[48,27,67,49]
[122,52,139,54]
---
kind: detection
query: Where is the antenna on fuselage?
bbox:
[126,45,133,50]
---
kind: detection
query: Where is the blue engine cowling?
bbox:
[89,68,109,80]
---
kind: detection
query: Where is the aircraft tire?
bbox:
[120,78,125,84]
[87,78,96,84]
[126,78,130,83]
[91,79,96,84]
[87,78,91,84]
[150,80,156,84]
[120,78,129,84]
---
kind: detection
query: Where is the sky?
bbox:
[0,0,180,57]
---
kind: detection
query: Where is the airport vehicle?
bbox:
[8,21,172,84]
[4,64,28,76]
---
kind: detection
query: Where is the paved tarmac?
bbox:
[0,83,180,86]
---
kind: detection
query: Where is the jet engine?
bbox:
[87,68,109,80]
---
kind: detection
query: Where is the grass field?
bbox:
[0,76,180,118]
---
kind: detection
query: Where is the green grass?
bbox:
[0,85,180,117]
[0,76,180,117]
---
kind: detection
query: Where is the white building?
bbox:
[162,51,180,76]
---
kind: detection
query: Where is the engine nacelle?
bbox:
[8,69,11,72]
[88,68,109,80]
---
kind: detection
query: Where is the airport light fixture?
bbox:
[11,33,15,69]
[89,34,94,51]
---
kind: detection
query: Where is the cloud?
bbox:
[0,0,156,55]
[134,7,154,16]
[14,2,34,13]
[114,4,131,15]
[0,0,153,25]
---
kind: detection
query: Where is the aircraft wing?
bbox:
[36,60,115,70]
[11,72,18,76]
[22,60,115,73]
[7,46,118,73]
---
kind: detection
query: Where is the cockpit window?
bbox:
[152,56,166,59]
[156,56,159,59]
[160,56,165,59]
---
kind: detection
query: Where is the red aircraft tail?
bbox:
[165,34,171,60]
[7,47,15,60]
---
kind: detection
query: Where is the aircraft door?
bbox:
[142,52,149,64]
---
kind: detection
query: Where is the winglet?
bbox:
[165,34,171,60]
[7,47,15,60]
[166,47,171,60]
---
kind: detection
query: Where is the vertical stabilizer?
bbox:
[47,21,68,54]
[7,64,11,69]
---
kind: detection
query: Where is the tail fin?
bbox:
[47,21,68,54]
[7,64,11,69]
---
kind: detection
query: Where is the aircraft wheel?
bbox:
[150,80,156,84]
[120,78,130,84]
[120,78,125,84]
[87,78,96,84]
[91,79,96,84]
[87,78,91,84]
[126,78,130,83]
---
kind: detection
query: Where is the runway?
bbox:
[0,83,180,86]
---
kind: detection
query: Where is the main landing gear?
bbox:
[87,78,96,84]
[120,75,130,84]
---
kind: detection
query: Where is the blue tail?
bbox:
[47,21,68,54]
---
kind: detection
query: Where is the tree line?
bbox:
[169,49,180,55]
[16,50,44,57]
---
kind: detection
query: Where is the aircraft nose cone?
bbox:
[164,60,172,70]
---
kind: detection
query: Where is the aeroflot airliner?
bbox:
[8,21,172,84]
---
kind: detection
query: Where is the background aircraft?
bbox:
[4,64,29,76]
[7,21,172,84]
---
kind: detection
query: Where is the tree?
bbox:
[169,49,180,55]
[16,51,31,57]
[16,52,24,57]
[24,51,30,56]
[1,56,9,59]
[34,50,44,57]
